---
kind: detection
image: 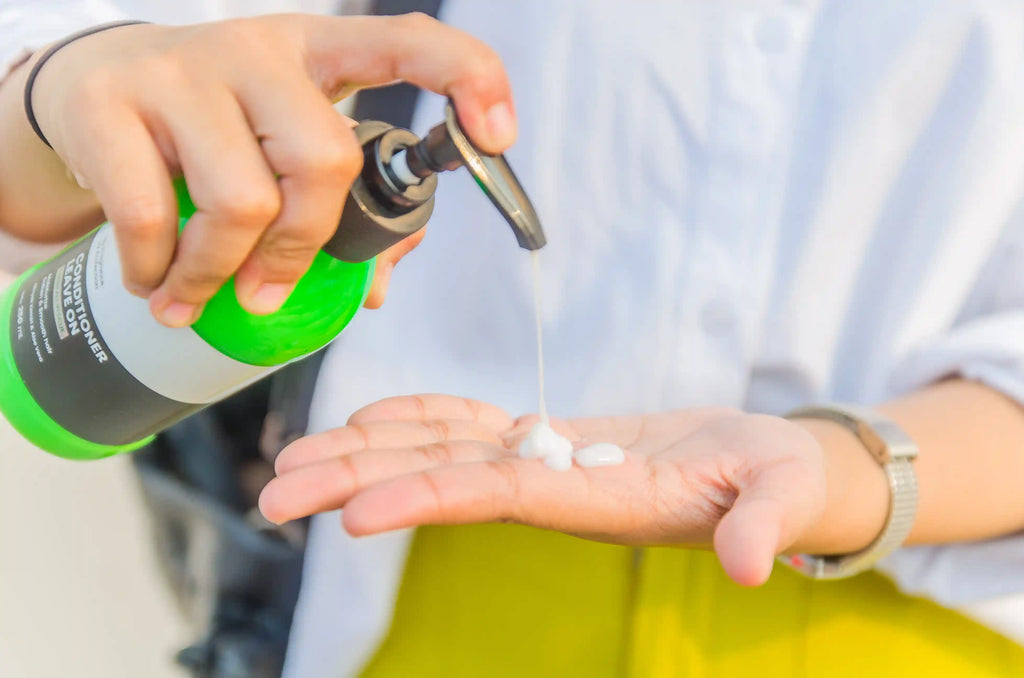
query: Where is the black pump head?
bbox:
[322,102,547,263]
[322,121,437,263]
[401,102,547,251]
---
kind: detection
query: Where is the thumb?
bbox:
[713,459,825,587]
[297,13,517,154]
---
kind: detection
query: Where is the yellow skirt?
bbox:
[361,524,1024,677]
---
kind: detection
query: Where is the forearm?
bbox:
[791,378,1024,554]
[0,55,103,242]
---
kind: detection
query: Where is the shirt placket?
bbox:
[665,2,814,411]
[634,5,816,676]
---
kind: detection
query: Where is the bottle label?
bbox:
[9,224,273,445]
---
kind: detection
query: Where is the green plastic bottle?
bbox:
[1,103,546,461]
[0,120,436,460]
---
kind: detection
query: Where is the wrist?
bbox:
[786,417,890,555]
[0,41,101,240]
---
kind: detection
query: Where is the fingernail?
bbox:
[485,102,516,148]
[157,302,199,328]
[246,283,293,315]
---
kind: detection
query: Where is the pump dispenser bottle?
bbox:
[0,102,545,460]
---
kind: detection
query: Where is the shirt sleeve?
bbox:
[0,0,127,78]
[0,2,127,272]
[878,218,1024,639]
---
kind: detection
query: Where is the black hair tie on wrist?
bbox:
[24,20,149,149]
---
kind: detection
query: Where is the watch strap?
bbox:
[780,404,919,579]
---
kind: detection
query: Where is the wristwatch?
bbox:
[779,404,919,579]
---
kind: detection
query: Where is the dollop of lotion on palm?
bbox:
[574,442,625,467]
[519,421,574,470]
[519,252,625,471]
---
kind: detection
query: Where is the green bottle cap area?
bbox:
[176,178,377,366]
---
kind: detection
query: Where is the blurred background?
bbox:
[0,270,189,678]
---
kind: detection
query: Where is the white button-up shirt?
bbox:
[6,1,1024,676]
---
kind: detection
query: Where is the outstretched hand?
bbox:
[259,394,827,586]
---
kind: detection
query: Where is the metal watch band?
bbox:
[780,404,920,580]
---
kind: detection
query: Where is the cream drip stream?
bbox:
[521,251,625,470]
[530,251,549,424]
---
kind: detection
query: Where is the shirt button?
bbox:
[755,16,791,53]
[700,297,737,335]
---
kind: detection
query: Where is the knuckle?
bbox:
[477,48,506,78]
[348,423,372,450]
[487,460,519,491]
[208,183,282,226]
[111,196,173,238]
[391,11,437,34]
[323,134,363,178]
[289,132,362,181]
[456,49,505,92]
[485,460,522,519]
[467,422,502,446]
[410,395,429,418]
[184,19,282,70]
[205,19,265,51]
[336,455,360,489]
[424,419,452,441]
[419,472,446,515]
[417,442,453,466]
[172,264,227,294]
[258,232,321,268]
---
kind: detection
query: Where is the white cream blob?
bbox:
[543,451,574,471]
[518,421,573,460]
[527,249,624,472]
[518,422,626,471]
[574,443,626,467]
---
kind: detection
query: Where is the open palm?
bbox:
[259,394,826,585]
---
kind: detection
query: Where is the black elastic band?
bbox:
[24,20,149,149]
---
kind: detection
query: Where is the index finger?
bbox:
[340,456,649,538]
[64,102,178,298]
[297,12,517,154]
[275,418,505,474]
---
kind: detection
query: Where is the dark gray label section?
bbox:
[10,233,201,445]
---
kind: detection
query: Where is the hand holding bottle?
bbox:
[0,13,517,325]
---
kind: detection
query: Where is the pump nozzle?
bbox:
[394,102,547,251]
[324,103,546,264]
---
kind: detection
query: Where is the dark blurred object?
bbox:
[133,357,316,678]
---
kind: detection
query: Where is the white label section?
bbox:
[86,224,272,404]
